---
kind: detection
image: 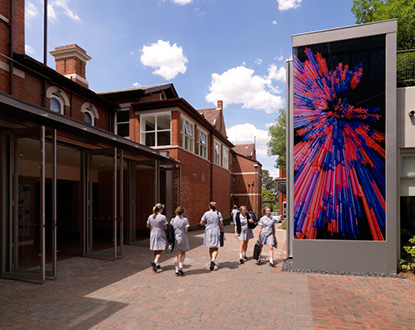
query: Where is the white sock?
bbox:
[270,258,274,264]
[154,258,159,265]
[211,258,215,263]
[175,266,179,272]
[179,262,183,269]
[239,253,243,259]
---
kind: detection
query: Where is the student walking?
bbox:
[257,207,277,267]
[171,206,190,276]
[234,205,254,264]
[231,205,239,225]
[200,202,224,271]
[146,203,168,272]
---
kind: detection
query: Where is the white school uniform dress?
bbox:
[147,213,167,251]
[258,215,276,245]
[201,210,223,248]
[231,209,239,225]
[237,214,254,241]
[171,215,190,251]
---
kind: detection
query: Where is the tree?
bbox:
[261,169,274,190]
[351,0,415,50]
[267,108,286,169]
[262,188,277,212]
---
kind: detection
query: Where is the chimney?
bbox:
[217,100,223,110]
[50,44,91,88]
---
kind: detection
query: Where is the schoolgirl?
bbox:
[257,207,277,267]
[146,203,167,272]
[234,205,254,264]
[170,206,190,276]
[200,202,224,271]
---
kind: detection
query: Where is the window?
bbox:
[180,117,194,152]
[197,128,208,159]
[116,108,130,138]
[84,110,94,125]
[223,146,229,169]
[50,94,64,114]
[214,141,221,166]
[141,113,171,147]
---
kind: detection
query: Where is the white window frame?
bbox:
[116,107,130,138]
[197,128,208,159]
[222,146,229,169]
[214,140,221,166]
[141,112,172,147]
[83,109,95,126]
[50,94,64,114]
[180,115,194,153]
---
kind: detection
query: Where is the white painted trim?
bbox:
[50,47,91,62]
[231,193,259,196]
[46,86,70,106]
[64,73,88,85]
[81,102,100,119]
[233,172,257,175]
[0,13,9,23]
[0,59,25,79]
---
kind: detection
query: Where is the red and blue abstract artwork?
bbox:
[293,47,385,240]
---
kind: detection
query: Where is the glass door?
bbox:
[1,126,57,283]
[83,148,122,260]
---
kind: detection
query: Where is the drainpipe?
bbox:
[9,0,14,95]
[42,0,48,107]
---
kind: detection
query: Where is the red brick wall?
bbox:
[212,164,231,219]
[13,71,43,105]
[135,168,155,231]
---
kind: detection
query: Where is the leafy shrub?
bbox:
[400,232,415,273]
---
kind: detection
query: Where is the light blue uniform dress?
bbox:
[231,209,239,225]
[237,213,254,241]
[201,210,223,248]
[147,213,167,251]
[258,215,276,246]
[171,215,190,251]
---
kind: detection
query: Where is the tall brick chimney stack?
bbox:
[50,44,91,88]
[217,100,223,110]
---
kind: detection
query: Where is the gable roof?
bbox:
[232,144,256,160]
[197,107,227,138]
[98,83,178,99]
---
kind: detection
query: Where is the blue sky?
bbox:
[25,0,356,178]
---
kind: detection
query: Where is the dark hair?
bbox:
[209,202,217,211]
[175,206,184,215]
[233,205,238,209]
[263,207,271,215]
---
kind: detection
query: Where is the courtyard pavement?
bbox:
[1,225,415,329]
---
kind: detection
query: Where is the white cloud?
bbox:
[25,44,35,55]
[130,51,134,55]
[277,0,302,11]
[172,0,192,4]
[25,2,38,24]
[267,64,286,82]
[265,122,274,129]
[227,123,270,157]
[48,3,57,21]
[275,55,284,61]
[140,40,188,80]
[255,58,263,65]
[272,20,278,25]
[133,82,141,87]
[52,0,80,22]
[205,65,284,114]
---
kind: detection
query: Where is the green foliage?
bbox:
[267,108,286,169]
[351,0,415,50]
[400,233,415,273]
[262,188,277,212]
[281,220,287,230]
[261,169,274,190]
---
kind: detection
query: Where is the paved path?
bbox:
[1,225,415,329]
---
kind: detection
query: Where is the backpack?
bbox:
[166,222,175,252]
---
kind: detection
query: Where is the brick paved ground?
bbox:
[1,224,415,329]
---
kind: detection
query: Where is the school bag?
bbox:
[253,241,261,260]
[247,212,258,229]
[166,221,175,252]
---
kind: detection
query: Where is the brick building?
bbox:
[0,0,262,283]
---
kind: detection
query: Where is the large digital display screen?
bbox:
[293,35,386,240]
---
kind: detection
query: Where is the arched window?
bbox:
[50,94,64,114]
[84,109,94,125]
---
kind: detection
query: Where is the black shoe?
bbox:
[151,262,157,272]
[257,259,262,265]
[243,255,248,260]
[210,261,215,271]
[179,268,184,276]
[156,264,161,269]
[239,258,244,264]
[270,262,275,267]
